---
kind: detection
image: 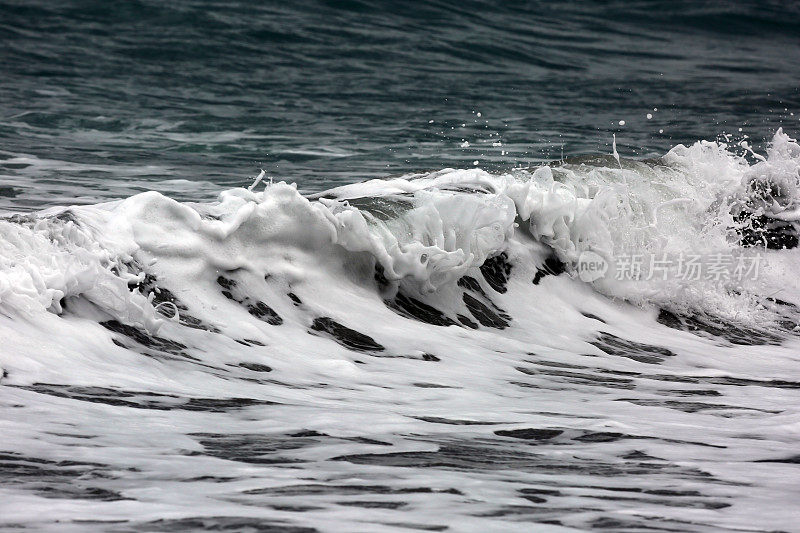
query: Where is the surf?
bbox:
[2,130,800,532]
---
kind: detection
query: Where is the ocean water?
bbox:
[2,1,800,531]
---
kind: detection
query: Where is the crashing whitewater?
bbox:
[2,131,800,532]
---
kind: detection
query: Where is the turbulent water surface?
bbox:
[2,1,800,532]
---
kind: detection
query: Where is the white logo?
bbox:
[577,251,608,282]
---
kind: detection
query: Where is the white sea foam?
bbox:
[3,131,800,334]
[2,132,800,531]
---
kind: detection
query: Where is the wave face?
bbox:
[3,132,800,531]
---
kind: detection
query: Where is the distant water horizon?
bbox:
[1,0,799,211]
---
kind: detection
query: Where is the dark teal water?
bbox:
[1,0,799,209]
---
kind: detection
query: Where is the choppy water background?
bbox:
[1,0,799,211]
